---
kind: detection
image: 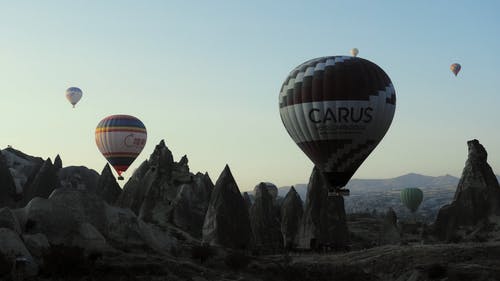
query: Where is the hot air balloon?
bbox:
[95,115,147,180]
[279,56,396,196]
[400,188,423,213]
[350,48,359,57]
[450,63,461,76]
[65,87,83,108]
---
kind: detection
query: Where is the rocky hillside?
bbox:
[1,139,500,280]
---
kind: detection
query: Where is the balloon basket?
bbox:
[328,188,350,197]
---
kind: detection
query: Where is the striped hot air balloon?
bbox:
[95,115,147,180]
[400,188,423,213]
[279,56,396,194]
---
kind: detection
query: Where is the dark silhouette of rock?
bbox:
[53,154,62,170]
[0,151,18,207]
[249,182,283,252]
[0,207,21,234]
[297,167,349,250]
[202,165,251,249]
[2,148,44,197]
[243,192,252,210]
[434,139,500,240]
[96,164,122,205]
[379,207,400,245]
[280,186,303,249]
[117,140,213,238]
[115,159,151,213]
[0,228,38,277]
[139,171,213,238]
[21,158,60,206]
[58,166,99,192]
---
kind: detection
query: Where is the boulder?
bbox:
[95,164,122,205]
[296,167,349,250]
[0,228,38,277]
[22,233,50,261]
[280,186,303,249]
[202,165,251,249]
[0,207,21,234]
[434,139,500,240]
[249,182,283,252]
[58,166,99,192]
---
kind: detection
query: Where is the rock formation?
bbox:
[280,186,303,249]
[0,151,18,208]
[118,140,213,238]
[0,207,22,234]
[1,147,44,196]
[379,207,400,245]
[296,167,349,250]
[58,166,99,192]
[434,139,500,240]
[249,182,283,252]
[202,165,251,249]
[53,154,62,170]
[21,158,60,206]
[115,160,151,213]
[243,192,252,210]
[95,164,122,204]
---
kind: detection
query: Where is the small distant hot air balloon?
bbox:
[279,56,396,196]
[400,188,423,213]
[450,63,461,76]
[95,115,147,180]
[65,87,83,108]
[350,48,359,57]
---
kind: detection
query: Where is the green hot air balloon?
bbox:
[400,188,423,213]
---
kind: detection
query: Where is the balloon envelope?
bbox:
[65,87,82,108]
[279,56,396,188]
[350,48,359,57]
[95,115,147,179]
[450,63,461,76]
[400,188,423,213]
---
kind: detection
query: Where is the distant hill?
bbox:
[277,173,500,222]
[277,173,465,200]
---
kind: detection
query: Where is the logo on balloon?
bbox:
[124,134,147,148]
[308,107,373,124]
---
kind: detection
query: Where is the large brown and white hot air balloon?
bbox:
[95,115,147,180]
[279,56,396,195]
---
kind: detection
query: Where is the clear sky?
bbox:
[1,1,500,191]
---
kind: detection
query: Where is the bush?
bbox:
[224,251,250,271]
[190,244,214,263]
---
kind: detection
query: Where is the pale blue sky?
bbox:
[1,1,499,191]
